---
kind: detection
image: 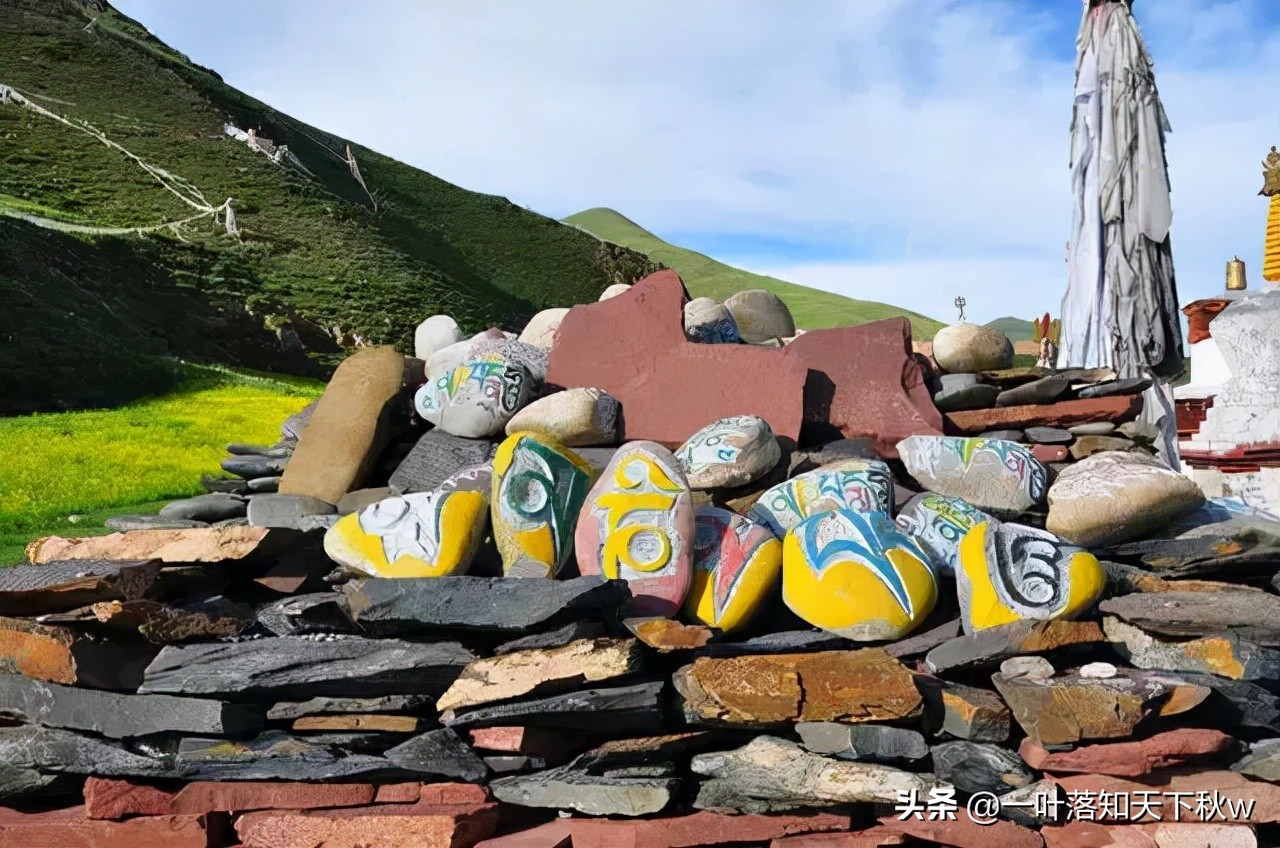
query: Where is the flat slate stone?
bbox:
[40,598,251,644]
[340,575,629,635]
[1078,377,1152,398]
[945,395,1142,434]
[175,731,402,782]
[883,616,962,659]
[266,694,430,721]
[443,681,666,735]
[796,722,929,765]
[384,728,488,781]
[1099,531,1280,580]
[1099,591,1280,647]
[705,629,857,658]
[1024,426,1073,444]
[246,494,336,529]
[104,516,208,532]
[0,673,263,738]
[490,764,677,816]
[221,454,288,479]
[246,475,282,493]
[924,619,1105,673]
[158,493,246,522]
[389,428,497,495]
[0,725,169,779]
[493,620,607,655]
[254,593,354,636]
[0,559,160,616]
[1233,738,1280,782]
[139,635,475,700]
[932,740,1034,796]
[995,375,1070,407]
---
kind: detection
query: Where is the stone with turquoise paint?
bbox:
[956,520,1105,634]
[323,489,489,578]
[896,436,1047,519]
[676,415,781,490]
[491,431,596,578]
[895,493,993,575]
[783,508,938,641]
[575,441,694,618]
[414,357,533,438]
[748,459,893,539]
[684,507,782,633]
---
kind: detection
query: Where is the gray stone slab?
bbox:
[0,673,262,738]
[934,383,1000,413]
[384,728,487,781]
[443,681,665,735]
[247,493,337,528]
[247,475,281,493]
[1099,591,1280,646]
[266,694,431,720]
[0,725,169,778]
[995,375,1070,407]
[1078,377,1152,399]
[221,455,288,479]
[0,559,159,616]
[255,592,354,636]
[175,731,401,781]
[932,740,1034,796]
[227,443,294,458]
[388,428,496,495]
[340,575,629,635]
[104,516,208,531]
[139,635,474,700]
[706,629,855,658]
[490,764,676,816]
[796,722,928,765]
[1233,738,1280,782]
[493,620,608,655]
[1024,426,1073,444]
[158,493,247,522]
[884,617,962,659]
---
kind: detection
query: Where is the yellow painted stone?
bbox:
[782,509,937,641]
[683,507,782,633]
[491,431,596,577]
[957,520,1105,633]
[323,489,489,578]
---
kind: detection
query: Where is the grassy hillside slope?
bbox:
[564,207,944,340]
[986,316,1037,342]
[0,0,659,413]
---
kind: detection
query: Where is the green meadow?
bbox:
[0,364,322,565]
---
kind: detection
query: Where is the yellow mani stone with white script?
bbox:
[782,508,937,641]
[957,520,1105,633]
[683,507,782,633]
[323,489,489,578]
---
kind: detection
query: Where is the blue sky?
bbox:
[115,0,1280,323]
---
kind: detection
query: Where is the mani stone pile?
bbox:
[4,271,1280,848]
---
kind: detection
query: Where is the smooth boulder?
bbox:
[932,323,1014,374]
[413,315,463,360]
[749,459,894,539]
[723,289,795,343]
[414,357,533,438]
[504,387,619,447]
[675,415,781,490]
[518,308,570,350]
[897,436,1047,519]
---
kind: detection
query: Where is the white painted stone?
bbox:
[1192,289,1280,446]
[414,358,534,438]
[518,308,570,350]
[683,298,741,344]
[676,415,780,489]
[413,315,463,361]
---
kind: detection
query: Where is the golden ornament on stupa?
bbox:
[1262,145,1280,283]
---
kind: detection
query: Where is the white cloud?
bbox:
[116,0,1280,324]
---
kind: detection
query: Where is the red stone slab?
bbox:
[235,800,497,848]
[0,804,216,847]
[85,777,175,820]
[1042,821,1257,848]
[945,395,1142,435]
[1019,729,1237,778]
[546,271,806,446]
[475,811,852,848]
[467,726,580,757]
[1051,770,1280,823]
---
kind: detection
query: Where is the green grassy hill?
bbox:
[0,0,659,414]
[986,316,1037,342]
[564,207,944,339]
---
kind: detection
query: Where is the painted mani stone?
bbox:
[782,508,938,641]
[896,436,1047,519]
[894,493,992,576]
[683,507,782,633]
[491,431,596,578]
[957,520,1105,634]
[676,415,782,490]
[748,459,894,539]
[323,490,489,578]
[414,357,533,438]
[575,441,694,617]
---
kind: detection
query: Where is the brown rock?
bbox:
[625,617,714,652]
[1018,729,1237,778]
[1051,770,1280,823]
[1099,591,1280,647]
[545,271,941,455]
[0,559,159,615]
[437,637,643,713]
[785,319,943,457]
[26,526,276,565]
[769,831,907,848]
[1032,444,1070,463]
[978,366,1049,387]
[0,614,157,689]
[1103,617,1280,681]
[279,345,405,505]
[0,805,216,847]
[930,680,1012,742]
[40,599,250,643]
[547,271,807,445]
[924,620,1106,674]
[235,798,498,848]
[674,649,922,724]
[992,669,1211,746]
[84,777,175,820]
[1070,435,1136,459]
[292,714,421,732]
[944,395,1142,435]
